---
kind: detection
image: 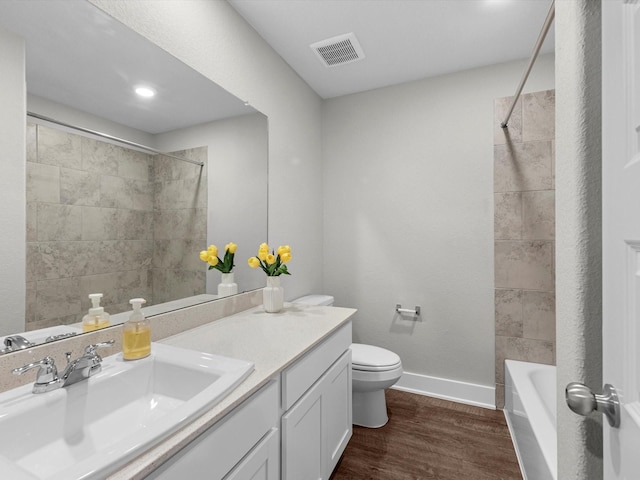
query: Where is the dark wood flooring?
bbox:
[330,389,522,480]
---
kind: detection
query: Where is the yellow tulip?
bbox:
[280,252,292,263]
[207,244,218,256]
[258,243,269,253]
[258,250,268,261]
[225,242,237,254]
[199,250,209,262]
[207,255,219,267]
[266,253,276,265]
[277,245,291,256]
[248,257,260,268]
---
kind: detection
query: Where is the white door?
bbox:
[602,0,640,476]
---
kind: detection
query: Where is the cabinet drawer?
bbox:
[281,322,351,411]
[145,379,279,480]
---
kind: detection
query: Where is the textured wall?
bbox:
[556,0,603,479]
[493,89,556,408]
[322,56,554,392]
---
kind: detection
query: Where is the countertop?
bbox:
[108,302,356,480]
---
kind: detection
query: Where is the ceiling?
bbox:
[0,0,251,134]
[228,0,555,99]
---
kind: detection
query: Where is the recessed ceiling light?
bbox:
[135,86,156,98]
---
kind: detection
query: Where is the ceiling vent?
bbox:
[310,33,365,67]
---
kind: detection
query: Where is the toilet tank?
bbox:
[292,295,334,306]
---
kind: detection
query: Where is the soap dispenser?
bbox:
[122,298,151,360]
[82,293,111,332]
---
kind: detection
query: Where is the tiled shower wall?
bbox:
[493,90,556,408]
[151,147,207,304]
[25,123,207,331]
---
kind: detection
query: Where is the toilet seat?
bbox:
[351,343,402,372]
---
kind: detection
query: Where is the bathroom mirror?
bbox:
[0,1,268,349]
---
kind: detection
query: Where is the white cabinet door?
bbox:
[281,351,352,480]
[323,349,352,474]
[224,428,279,480]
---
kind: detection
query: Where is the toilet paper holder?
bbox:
[395,304,421,316]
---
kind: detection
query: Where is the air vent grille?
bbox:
[311,33,365,67]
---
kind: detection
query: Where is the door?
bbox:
[603,0,640,476]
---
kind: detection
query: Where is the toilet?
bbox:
[293,295,403,428]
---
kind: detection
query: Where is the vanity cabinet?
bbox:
[145,379,280,480]
[281,350,352,480]
[281,323,352,480]
[145,321,352,480]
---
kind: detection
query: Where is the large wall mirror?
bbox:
[0,1,268,352]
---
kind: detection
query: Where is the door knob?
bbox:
[565,382,620,428]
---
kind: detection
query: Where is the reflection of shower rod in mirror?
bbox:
[26,111,204,167]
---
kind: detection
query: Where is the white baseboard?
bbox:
[392,371,496,410]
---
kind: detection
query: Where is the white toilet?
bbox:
[293,295,403,428]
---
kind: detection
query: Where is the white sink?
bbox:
[0,343,254,480]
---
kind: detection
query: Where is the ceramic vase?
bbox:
[217,272,238,298]
[263,276,284,313]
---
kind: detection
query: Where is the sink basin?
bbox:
[0,343,254,479]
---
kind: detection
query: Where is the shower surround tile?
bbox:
[27,162,60,204]
[28,123,207,330]
[522,190,555,240]
[26,123,37,163]
[81,138,121,176]
[494,240,554,291]
[37,125,82,169]
[61,168,101,206]
[35,276,83,322]
[494,95,522,145]
[26,202,37,242]
[36,204,82,242]
[116,210,154,240]
[495,335,554,384]
[153,209,207,240]
[81,207,119,241]
[495,289,523,337]
[494,193,522,240]
[493,89,556,408]
[494,141,553,192]
[522,90,556,142]
[523,291,556,342]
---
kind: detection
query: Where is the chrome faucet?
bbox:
[12,340,115,394]
[2,335,35,353]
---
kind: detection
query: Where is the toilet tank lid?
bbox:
[292,295,334,306]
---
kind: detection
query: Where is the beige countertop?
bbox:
[108,302,356,480]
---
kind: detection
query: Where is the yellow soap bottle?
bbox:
[82,293,110,333]
[122,298,151,360]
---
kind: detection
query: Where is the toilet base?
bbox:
[352,389,389,428]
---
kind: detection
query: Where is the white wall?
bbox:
[90,0,324,300]
[0,27,26,335]
[322,54,555,391]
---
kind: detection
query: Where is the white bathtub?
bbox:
[504,360,557,480]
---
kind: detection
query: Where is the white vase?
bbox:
[217,272,238,298]
[263,276,284,313]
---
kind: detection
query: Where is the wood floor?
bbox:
[330,389,522,480]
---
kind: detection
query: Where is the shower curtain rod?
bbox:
[27,111,204,167]
[500,0,555,129]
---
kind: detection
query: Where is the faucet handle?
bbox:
[12,357,60,393]
[83,340,115,356]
